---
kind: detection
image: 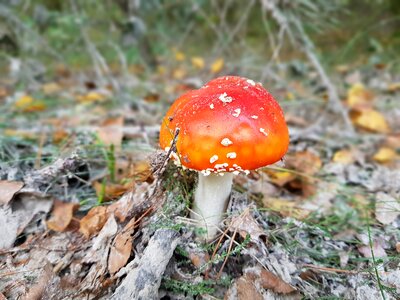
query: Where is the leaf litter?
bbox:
[1,52,400,300]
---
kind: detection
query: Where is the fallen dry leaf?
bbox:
[387,82,400,93]
[226,276,263,300]
[263,197,310,220]
[332,149,357,164]
[14,95,46,112]
[358,241,387,259]
[286,151,322,175]
[189,250,210,270]
[79,206,109,239]
[41,82,61,95]
[131,160,153,182]
[347,82,374,108]
[172,67,187,80]
[46,200,79,232]
[264,169,295,187]
[373,147,397,164]
[375,192,400,225]
[259,269,296,294]
[174,50,185,61]
[108,217,135,274]
[229,209,266,241]
[350,107,390,133]
[76,91,107,103]
[0,180,24,205]
[210,58,224,73]
[191,56,205,69]
[4,129,37,140]
[93,180,133,202]
[97,116,124,148]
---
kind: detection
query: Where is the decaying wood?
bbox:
[111,229,180,300]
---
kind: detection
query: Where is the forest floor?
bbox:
[0,55,400,299]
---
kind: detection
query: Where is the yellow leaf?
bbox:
[157,65,166,75]
[172,67,186,80]
[387,82,400,93]
[350,108,390,133]
[333,149,355,164]
[175,51,185,62]
[191,56,205,69]
[264,169,295,186]
[210,58,224,73]
[263,197,309,220]
[42,82,61,95]
[347,83,374,108]
[373,147,397,164]
[76,91,106,103]
[4,129,37,139]
[286,92,295,101]
[15,95,46,112]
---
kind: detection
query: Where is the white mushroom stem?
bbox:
[191,172,234,240]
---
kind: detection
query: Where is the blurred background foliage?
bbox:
[0,0,399,82]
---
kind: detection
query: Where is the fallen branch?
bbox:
[111,229,180,300]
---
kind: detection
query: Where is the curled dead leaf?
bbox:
[46,200,79,232]
[0,180,24,205]
[229,209,266,241]
[108,217,135,274]
[79,206,109,239]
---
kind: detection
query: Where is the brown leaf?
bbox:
[189,250,210,270]
[46,200,79,232]
[0,180,24,205]
[258,269,296,294]
[225,276,263,300]
[229,209,266,241]
[93,180,133,202]
[286,151,322,175]
[79,206,108,239]
[131,160,153,182]
[108,217,135,274]
[97,116,124,148]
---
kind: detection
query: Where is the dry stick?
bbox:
[262,2,354,135]
[302,263,391,276]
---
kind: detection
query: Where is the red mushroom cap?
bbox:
[159,76,289,174]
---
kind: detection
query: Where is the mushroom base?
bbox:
[191,172,234,240]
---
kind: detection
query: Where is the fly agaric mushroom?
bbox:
[160,76,289,240]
